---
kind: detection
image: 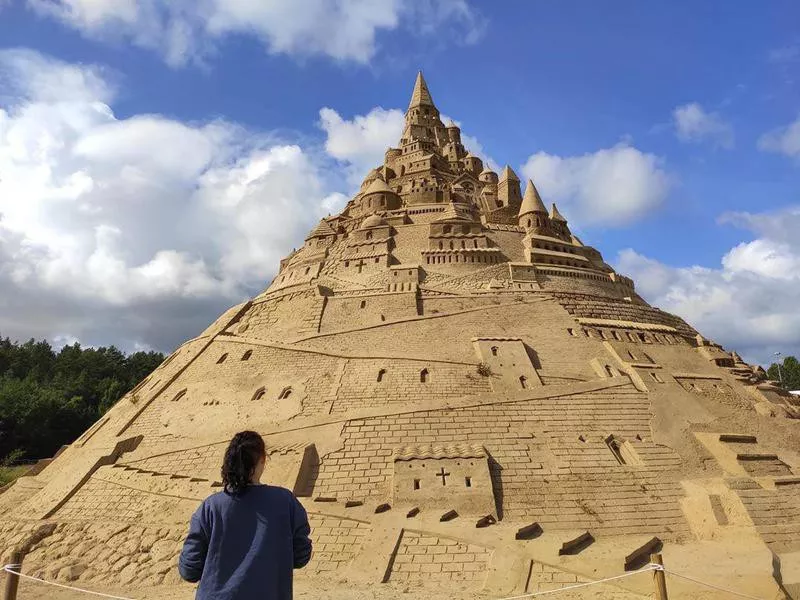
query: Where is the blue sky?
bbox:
[0,0,798,366]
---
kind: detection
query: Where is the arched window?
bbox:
[605,365,616,377]
[438,241,443,249]
[241,350,252,361]
[420,369,429,383]
[360,300,367,309]
[216,353,228,364]
[278,387,292,400]
[627,350,638,361]
[519,376,528,389]
[366,231,373,240]
[377,369,386,383]
[443,225,452,234]
[252,387,266,401]
[491,346,498,356]
[527,219,531,228]
[172,389,187,402]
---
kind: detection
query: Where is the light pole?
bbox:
[775,352,784,388]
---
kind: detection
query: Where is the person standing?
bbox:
[179,431,312,599]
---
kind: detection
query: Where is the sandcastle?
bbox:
[0,73,798,599]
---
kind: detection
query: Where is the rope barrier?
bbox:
[3,564,137,600]
[497,563,662,599]
[663,568,769,600]
[2,561,773,600]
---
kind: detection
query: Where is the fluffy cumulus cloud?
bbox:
[319,106,405,185]
[672,102,734,149]
[616,205,800,366]
[0,48,343,351]
[318,106,495,188]
[520,144,671,227]
[758,115,800,160]
[26,0,484,66]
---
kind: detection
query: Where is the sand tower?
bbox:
[1,73,798,599]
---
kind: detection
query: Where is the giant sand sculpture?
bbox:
[1,73,799,599]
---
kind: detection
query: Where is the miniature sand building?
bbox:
[1,73,799,599]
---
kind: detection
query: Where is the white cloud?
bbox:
[319,106,404,185]
[616,205,800,365]
[758,115,800,160]
[318,106,496,188]
[672,102,734,149]
[520,143,671,227]
[0,48,341,350]
[26,0,484,67]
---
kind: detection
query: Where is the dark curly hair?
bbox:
[221,431,266,495]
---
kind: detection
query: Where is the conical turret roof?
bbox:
[499,165,520,181]
[550,203,567,222]
[408,71,435,109]
[519,180,547,216]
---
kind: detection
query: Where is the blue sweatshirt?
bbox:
[178,485,312,599]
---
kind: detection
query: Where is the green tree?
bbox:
[767,355,800,390]
[0,336,164,461]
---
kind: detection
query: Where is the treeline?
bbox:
[767,355,800,391]
[0,337,164,463]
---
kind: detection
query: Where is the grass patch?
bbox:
[0,465,30,487]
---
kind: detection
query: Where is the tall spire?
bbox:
[499,165,520,182]
[408,71,435,109]
[550,203,567,222]
[519,180,547,216]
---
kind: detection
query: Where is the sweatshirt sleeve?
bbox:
[178,502,210,583]
[292,496,313,569]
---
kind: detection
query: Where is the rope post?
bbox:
[651,553,668,600]
[3,551,21,600]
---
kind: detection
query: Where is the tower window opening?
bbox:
[360,300,367,308]
[241,350,252,361]
[605,365,616,377]
[420,368,429,383]
[413,479,420,490]
[465,477,472,488]
[606,436,626,465]
[278,387,292,400]
[491,346,498,356]
[649,372,664,383]
[252,387,266,401]
[638,332,647,343]
[172,389,187,402]
[519,376,528,389]
[216,353,228,364]
[377,369,386,383]
[627,350,638,361]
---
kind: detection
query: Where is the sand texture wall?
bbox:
[1,73,798,600]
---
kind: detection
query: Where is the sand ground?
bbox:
[9,573,758,600]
